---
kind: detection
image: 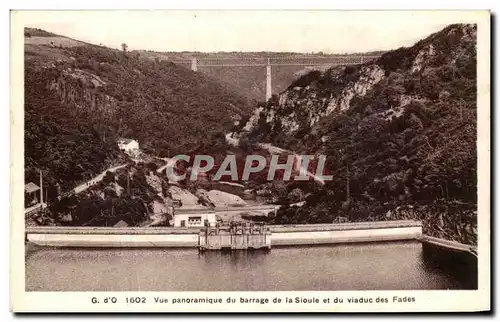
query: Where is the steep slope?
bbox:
[25,29,252,193]
[237,24,477,244]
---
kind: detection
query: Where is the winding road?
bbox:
[72,164,128,194]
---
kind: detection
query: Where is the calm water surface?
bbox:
[26,241,472,291]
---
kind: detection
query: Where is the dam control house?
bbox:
[173,208,217,227]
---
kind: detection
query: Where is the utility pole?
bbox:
[127,172,131,195]
[39,169,43,205]
[346,164,350,202]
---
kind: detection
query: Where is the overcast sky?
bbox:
[20,11,473,53]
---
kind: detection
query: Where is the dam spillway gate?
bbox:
[198,222,271,251]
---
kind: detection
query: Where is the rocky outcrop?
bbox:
[48,68,118,115]
[238,63,387,139]
[326,64,385,113]
[200,189,248,208]
[168,186,203,208]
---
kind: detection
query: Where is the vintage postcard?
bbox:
[10,10,490,312]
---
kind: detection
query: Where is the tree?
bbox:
[145,162,158,172]
[121,43,128,52]
[102,171,115,186]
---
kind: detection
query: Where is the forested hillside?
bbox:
[25,29,251,191]
[237,24,478,244]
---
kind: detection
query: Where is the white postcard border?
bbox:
[10,10,491,313]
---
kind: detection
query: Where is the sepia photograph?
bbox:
[10,9,490,312]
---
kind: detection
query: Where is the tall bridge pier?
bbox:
[191,58,197,72]
[266,58,272,101]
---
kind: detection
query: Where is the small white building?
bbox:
[25,182,40,205]
[173,208,216,228]
[117,138,139,153]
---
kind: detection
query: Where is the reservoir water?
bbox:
[25,241,475,291]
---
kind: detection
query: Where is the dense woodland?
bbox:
[49,163,167,227]
[25,37,251,194]
[24,67,123,193]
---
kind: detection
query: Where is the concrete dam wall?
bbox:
[26,220,423,248]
